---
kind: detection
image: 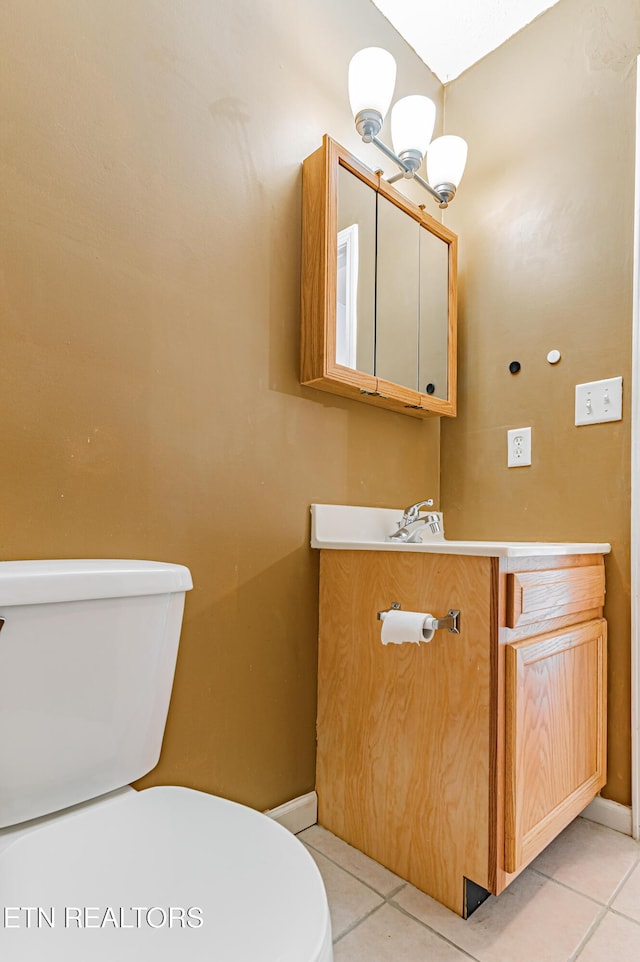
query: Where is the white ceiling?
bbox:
[371,0,562,83]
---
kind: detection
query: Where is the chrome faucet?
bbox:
[388,499,442,543]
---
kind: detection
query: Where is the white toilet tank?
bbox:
[0,559,193,828]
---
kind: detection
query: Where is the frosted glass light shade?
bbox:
[348,47,397,119]
[391,95,436,158]
[426,135,468,188]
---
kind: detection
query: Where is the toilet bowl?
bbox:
[0,560,333,961]
[0,786,332,961]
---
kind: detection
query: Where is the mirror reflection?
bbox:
[336,165,375,374]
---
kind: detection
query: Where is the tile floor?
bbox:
[298,817,640,962]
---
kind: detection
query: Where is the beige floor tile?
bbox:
[299,825,404,896]
[334,903,472,962]
[612,861,640,923]
[576,910,640,961]
[304,846,383,939]
[393,869,602,962]
[531,817,640,903]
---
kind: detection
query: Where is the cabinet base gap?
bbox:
[463,877,491,919]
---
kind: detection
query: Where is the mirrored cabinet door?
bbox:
[375,194,420,390]
[301,135,457,419]
[419,226,450,401]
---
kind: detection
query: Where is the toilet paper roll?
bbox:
[380,609,435,646]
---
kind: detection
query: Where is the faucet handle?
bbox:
[402,499,434,523]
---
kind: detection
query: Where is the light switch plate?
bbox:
[575,376,622,426]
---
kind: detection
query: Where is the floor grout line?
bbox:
[567,905,608,962]
[304,824,640,959]
[386,897,484,962]
[385,881,409,899]
[301,836,479,957]
[527,867,609,908]
[606,906,640,927]
[331,900,387,945]
[300,835,406,901]
[528,847,640,910]
[604,855,640,907]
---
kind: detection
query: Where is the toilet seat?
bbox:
[0,786,333,962]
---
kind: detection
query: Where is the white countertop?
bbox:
[311,505,611,558]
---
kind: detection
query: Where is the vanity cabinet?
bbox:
[301,136,457,418]
[315,550,607,917]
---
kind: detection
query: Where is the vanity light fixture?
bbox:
[348,47,468,208]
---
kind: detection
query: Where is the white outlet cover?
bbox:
[575,376,622,426]
[507,427,532,467]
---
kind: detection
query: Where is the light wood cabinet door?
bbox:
[504,619,607,873]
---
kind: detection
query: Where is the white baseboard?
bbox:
[580,795,633,836]
[265,791,318,834]
[265,789,632,839]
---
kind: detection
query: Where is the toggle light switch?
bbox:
[575,377,622,426]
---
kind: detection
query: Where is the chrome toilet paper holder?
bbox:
[377,603,461,634]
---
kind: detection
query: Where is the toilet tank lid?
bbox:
[0,560,193,606]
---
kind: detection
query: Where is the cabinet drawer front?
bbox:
[504,620,607,874]
[506,565,605,629]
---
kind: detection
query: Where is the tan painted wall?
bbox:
[10,0,624,821]
[0,0,444,810]
[442,0,639,804]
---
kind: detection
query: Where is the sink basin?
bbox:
[310,504,611,558]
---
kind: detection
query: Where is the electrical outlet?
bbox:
[507,427,532,467]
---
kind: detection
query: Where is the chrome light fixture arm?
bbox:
[368,134,455,208]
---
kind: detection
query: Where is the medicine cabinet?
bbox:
[301,135,457,418]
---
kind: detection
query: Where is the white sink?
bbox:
[311,504,611,558]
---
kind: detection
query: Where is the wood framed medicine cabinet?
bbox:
[301,135,458,418]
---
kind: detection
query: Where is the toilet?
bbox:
[0,560,333,961]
